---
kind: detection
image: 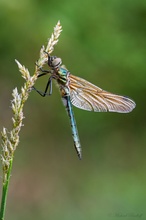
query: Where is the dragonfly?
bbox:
[33,52,136,159]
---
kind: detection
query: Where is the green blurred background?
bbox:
[0,0,145,219]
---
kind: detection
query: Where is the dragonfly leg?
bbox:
[32,76,53,97]
[35,61,52,76]
[33,62,53,96]
[38,72,50,77]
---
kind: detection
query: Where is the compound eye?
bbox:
[52,58,62,68]
[48,56,62,68]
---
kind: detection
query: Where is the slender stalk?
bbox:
[0,159,13,220]
[0,21,62,220]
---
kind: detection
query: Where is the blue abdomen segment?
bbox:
[61,92,82,159]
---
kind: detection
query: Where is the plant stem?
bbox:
[0,20,62,220]
[0,158,13,220]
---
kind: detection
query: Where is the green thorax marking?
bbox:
[56,66,69,85]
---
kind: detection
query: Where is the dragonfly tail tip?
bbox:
[78,153,82,160]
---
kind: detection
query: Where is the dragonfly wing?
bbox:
[69,74,136,113]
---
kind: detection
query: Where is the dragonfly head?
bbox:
[48,55,62,69]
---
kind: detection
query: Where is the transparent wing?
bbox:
[69,74,136,113]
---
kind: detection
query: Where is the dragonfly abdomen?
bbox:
[61,87,82,159]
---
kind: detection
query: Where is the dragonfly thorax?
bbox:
[48,55,62,69]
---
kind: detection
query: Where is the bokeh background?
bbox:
[0,0,145,219]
